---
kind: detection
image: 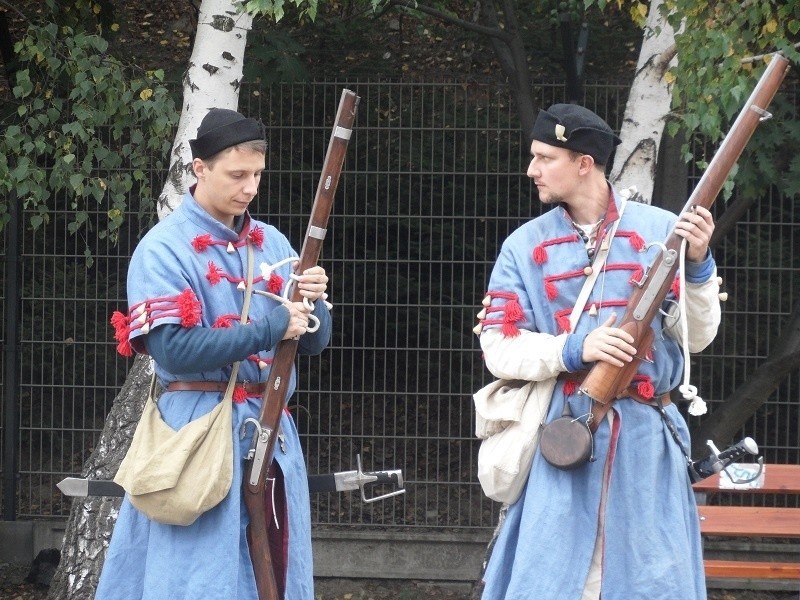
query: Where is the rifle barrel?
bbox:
[244,89,360,600]
[579,54,790,405]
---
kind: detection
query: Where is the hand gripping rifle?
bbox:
[579,53,790,405]
[243,89,359,600]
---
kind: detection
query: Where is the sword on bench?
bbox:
[58,454,405,503]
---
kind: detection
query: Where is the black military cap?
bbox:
[530,104,621,166]
[189,108,266,159]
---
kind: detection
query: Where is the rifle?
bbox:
[243,88,360,600]
[579,53,790,405]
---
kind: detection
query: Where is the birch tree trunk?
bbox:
[608,0,676,200]
[48,1,251,597]
[158,0,254,216]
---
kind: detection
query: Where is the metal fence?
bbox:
[1,79,798,531]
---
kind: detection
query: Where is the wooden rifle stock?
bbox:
[579,54,790,405]
[244,89,360,600]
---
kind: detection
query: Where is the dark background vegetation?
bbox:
[1,1,799,599]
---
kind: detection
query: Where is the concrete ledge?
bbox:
[0,520,66,564]
[312,529,491,581]
[2,520,491,583]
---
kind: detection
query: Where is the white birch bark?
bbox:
[158,0,254,218]
[609,0,676,202]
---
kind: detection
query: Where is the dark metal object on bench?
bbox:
[689,437,762,484]
[693,463,800,583]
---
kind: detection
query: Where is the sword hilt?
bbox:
[355,454,406,503]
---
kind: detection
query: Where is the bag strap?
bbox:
[568,190,634,429]
[150,241,257,402]
[221,241,256,399]
[568,191,629,330]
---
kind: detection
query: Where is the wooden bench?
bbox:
[692,463,800,584]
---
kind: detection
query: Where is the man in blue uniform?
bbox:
[99,108,330,599]
[477,104,721,599]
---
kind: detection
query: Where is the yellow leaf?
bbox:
[764,19,778,34]
[111,23,120,32]
[637,3,648,18]
[664,71,676,84]
[140,88,154,101]
[93,3,101,14]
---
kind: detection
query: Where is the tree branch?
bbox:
[710,193,758,247]
[692,300,800,455]
[384,0,512,43]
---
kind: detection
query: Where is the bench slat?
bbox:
[698,506,800,537]
[704,559,800,579]
[693,464,800,494]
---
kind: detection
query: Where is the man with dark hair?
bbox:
[476,104,721,599]
[98,108,330,599]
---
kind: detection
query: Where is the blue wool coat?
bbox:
[480,192,708,600]
[97,193,329,600]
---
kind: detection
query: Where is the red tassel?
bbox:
[110,310,134,356]
[268,273,284,294]
[563,380,577,396]
[207,262,222,285]
[116,338,134,357]
[213,314,237,328]
[249,226,264,248]
[532,245,547,264]
[232,386,248,404]
[556,314,571,333]
[110,310,129,335]
[177,289,202,327]
[629,266,643,285]
[501,320,520,337]
[637,380,655,400]
[504,298,524,323]
[671,277,681,299]
[192,234,213,252]
[545,281,558,301]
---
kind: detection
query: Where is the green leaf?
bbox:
[69,173,84,192]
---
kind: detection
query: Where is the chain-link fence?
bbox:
[1,79,798,532]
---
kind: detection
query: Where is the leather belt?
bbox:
[166,380,268,395]
[559,372,671,432]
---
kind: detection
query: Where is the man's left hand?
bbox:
[295,265,328,302]
[674,205,714,262]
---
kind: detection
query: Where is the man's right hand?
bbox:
[581,313,637,367]
[283,301,312,339]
